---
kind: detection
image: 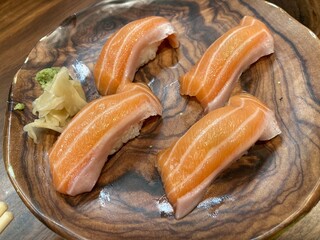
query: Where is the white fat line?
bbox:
[241,17,273,40]
[57,100,152,191]
[233,94,271,115]
[161,98,245,175]
[50,96,110,155]
[52,91,146,171]
[187,21,256,94]
[107,17,162,94]
[96,28,124,89]
[240,16,257,26]
[200,28,267,103]
[167,108,262,197]
[122,84,162,112]
[193,25,253,95]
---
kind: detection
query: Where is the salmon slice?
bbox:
[157,93,281,219]
[180,16,274,112]
[49,83,162,196]
[94,16,179,95]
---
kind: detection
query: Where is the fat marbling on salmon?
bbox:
[180,16,274,112]
[94,16,179,95]
[157,93,281,219]
[49,83,162,196]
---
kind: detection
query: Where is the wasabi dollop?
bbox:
[14,103,25,111]
[35,67,61,89]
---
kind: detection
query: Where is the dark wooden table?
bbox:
[0,0,319,239]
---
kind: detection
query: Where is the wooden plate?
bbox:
[3,0,320,239]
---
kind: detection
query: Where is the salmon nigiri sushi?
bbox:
[94,16,179,95]
[157,93,281,219]
[49,83,162,196]
[180,16,274,112]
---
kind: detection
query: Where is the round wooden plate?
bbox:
[3,0,320,239]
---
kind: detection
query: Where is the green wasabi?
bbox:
[14,103,25,111]
[35,67,61,89]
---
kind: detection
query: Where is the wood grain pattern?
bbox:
[0,1,98,239]
[268,0,320,37]
[2,0,320,239]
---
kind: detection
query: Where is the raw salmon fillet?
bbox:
[180,16,274,112]
[49,83,162,196]
[157,93,281,219]
[94,16,179,95]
